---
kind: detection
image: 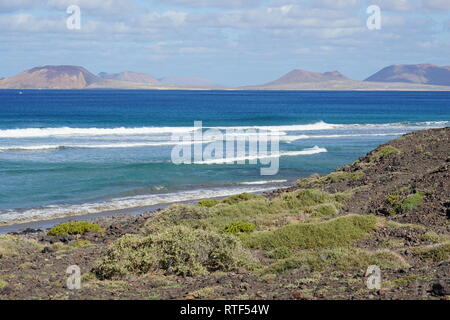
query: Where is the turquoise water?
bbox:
[0,90,449,222]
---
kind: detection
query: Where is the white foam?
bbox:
[0,126,196,138]
[212,121,337,132]
[239,180,288,185]
[0,140,209,151]
[0,186,277,223]
[282,132,406,142]
[0,121,447,139]
[195,146,327,164]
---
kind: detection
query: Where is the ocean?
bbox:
[0,90,449,224]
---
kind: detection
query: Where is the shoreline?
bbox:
[0,189,281,234]
[2,87,450,92]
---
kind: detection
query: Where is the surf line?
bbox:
[170,121,282,175]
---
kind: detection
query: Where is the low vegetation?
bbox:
[47,221,105,236]
[370,145,402,161]
[0,279,8,289]
[222,193,264,205]
[319,171,364,183]
[97,189,353,279]
[145,189,349,234]
[265,247,293,259]
[412,242,450,262]
[244,215,377,250]
[262,248,409,274]
[197,199,221,208]
[384,191,424,215]
[297,171,364,187]
[222,222,256,234]
[0,235,42,258]
[94,225,255,279]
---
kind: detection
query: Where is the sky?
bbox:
[0,0,449,86]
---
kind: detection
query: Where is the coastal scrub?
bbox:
[47,221,105,236]
[0,235,42,258]
[262,248,409,274]
[94,225,255,279]
[244,215,377,250]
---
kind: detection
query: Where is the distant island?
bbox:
[1,64,450,91]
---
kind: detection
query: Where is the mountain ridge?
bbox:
[98,71,160,85]
[1,64,450,90]
[0,65,100,89]
[365,63,450,86]
[263,69,349,87]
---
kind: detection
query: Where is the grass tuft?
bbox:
[265,247,293,259]
[384,191,424,215]
[412,242,450,262]
[222,193,264,205]
[244,215,377,250]
[370,145,402,161]
[0,235,43,258]
[0,279,8,289]
[262,247,409,274]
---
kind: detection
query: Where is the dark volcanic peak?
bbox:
[264,69,349,86]
[0,65,100,89]
[365,64,450,86]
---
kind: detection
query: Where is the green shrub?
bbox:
[94,225,255,279]
[223,222,256,234]
[262,248,409,274]
[266,247,293,259]
[47,221,105,236]
[244,215,377,250]
[384,192,424,215]
[401,193,424,212]
[0,279,8,289]
[198,199,221,208]
[222,193,263,205]
[412,242,450,262]
[370,145,401,161]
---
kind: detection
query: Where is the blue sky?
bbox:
[0,0,449,86]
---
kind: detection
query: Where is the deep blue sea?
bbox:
[0,90,449,223]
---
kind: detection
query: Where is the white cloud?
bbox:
[156,0,263,8]
[313,0,361,9]
[0,0,138,15]
[371,0,417,11]
[421,0,450,10]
